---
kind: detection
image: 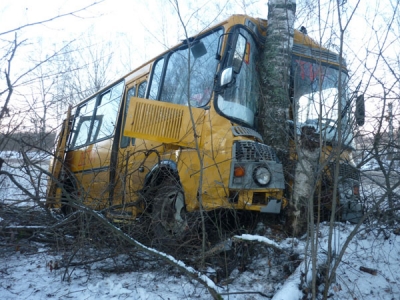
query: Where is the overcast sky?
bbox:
[0,0,269,69]
[1,0,389,73]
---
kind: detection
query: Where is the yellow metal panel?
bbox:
[66,139,113,173]
[124,97,204,148]
[78,170,110,209]
[46,105,72,207]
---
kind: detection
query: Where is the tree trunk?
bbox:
[259,0,296,154]
[260,0,305,235]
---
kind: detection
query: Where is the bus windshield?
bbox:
[216,28,260,127]
[149,29,223,107]
[292,58,353,146]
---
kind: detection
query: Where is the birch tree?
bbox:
[259,0,312,236]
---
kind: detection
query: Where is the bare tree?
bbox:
[0,0,109,258]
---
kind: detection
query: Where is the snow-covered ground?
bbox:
[1,151,400,299]
[0,224,399,300]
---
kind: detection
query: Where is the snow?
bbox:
[271,265,303,300]
[0,250,212,299]
[234,234,281,249]
[1,224,398,299]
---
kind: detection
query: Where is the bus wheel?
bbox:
[152,182,188,239]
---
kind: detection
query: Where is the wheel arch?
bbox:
[143,159,181,188]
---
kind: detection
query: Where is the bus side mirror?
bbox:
[355,94,365,126]
[220,67,233,87]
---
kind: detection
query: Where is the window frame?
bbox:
[214,25,261,128]
[120,85,137,148]
[68,80,125,150]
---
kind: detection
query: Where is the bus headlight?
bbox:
[253,166,271,186]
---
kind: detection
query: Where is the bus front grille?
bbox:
[234,141,278,162]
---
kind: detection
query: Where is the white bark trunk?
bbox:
[259,0,296,152]
[291,147,319,234]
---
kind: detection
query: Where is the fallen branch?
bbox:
[232,234,284,253]
[359,266,377,275]
[64,202,222,299]
[3,225,47,230]
[219,290,269,298]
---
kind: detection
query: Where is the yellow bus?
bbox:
[47,15,364,235]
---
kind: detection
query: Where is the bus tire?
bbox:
[151,181,188,241]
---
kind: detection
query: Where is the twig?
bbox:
[59,289,87,298]
[219,291,269,298]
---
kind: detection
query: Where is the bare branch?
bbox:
[0,1,104,37]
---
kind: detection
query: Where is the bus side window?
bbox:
[72,116,92,148]
[69,82,124,149]
[138,81,147,98]
[91,81,124,142]
[148,58,164,100]
[120,86,137,148]
[70,96,96,149]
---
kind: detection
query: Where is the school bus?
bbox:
[47,15,364,235]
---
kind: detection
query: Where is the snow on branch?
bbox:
[232,234,284,252]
